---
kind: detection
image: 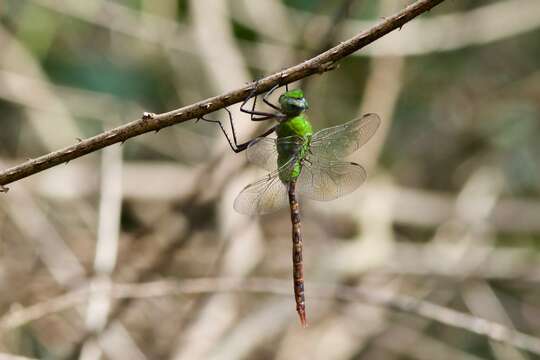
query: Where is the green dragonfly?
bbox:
[200,85,380,326]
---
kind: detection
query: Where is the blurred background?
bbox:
[1,0,540,359]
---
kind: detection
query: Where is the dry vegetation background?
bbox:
[1,0,540,359]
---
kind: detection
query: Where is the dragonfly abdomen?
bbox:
[277,156,302,183]
[288,180,307,327]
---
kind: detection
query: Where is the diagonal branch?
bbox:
[0,0,446,189]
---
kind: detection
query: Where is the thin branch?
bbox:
[2,277,540,356]
[0,0,446,188]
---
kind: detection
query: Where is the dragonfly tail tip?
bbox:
[298,310,308,328]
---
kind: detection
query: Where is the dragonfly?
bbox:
[199,85,380,326]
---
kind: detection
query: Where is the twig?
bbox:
[0,353,39,360]
[0,0,446,187]
[2,277,540,355]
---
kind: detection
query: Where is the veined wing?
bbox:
[310,113,380,160]
[233,173,288,215]
[296,157,367,201]
[246,135,305,172]
[233,156,298,215]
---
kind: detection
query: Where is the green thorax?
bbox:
[275,113,313,139]
[276,113,313,183]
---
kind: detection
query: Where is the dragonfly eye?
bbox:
[279,89,309,115]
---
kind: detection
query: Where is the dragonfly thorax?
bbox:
[275,90,313,184]
[276,114,313,139]
[276,114,312,184]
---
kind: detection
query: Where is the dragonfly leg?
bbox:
[262,83,283,112]
[240,93,276,121]
[198,111,239,152]
[240,82,286,121]
[198,108,277,153]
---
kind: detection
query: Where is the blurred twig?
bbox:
[236,0,540,57]
[0,165,144,359]
[168,1,263,358]
[462,282,528,360]
[0,353,39,360]
[0,23,82,151]
[299,0,359,89]
[0,70,208,161]
[3,277,540,356]
[6,160,540,234]
[315,0,358,52]
[376,324,486,360]
[80,144,124,360]
[0,0,446,188]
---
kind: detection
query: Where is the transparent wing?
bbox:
[296,158,367,201]
[310,113,380,160]
[233,156,298,215]
[246,136,304,172]
[233,173,288,215]
[246,137,277,172]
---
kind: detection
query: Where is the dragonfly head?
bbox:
[279,89,309,116]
